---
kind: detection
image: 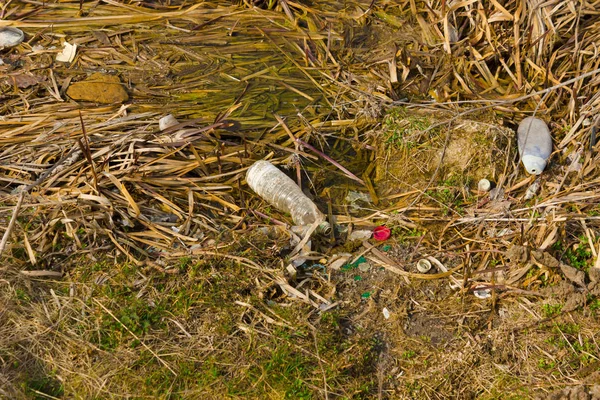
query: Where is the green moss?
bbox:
[541,303,562,318]
[96,298,166,350]
[24,373,64,399]
[553,236,593,271]
[383,107,438,149]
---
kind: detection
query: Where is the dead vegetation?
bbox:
[1,0,600,399]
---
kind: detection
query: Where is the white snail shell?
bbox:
[517,117,552,175]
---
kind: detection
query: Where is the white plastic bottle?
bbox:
[246,160,330,232]
[517,117,553,175]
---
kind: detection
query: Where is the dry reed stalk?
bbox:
[2,1,600,396]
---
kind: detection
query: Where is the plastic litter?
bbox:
[246,160,330,233]
[342,256,366,271]
[473,285,492,299]
[56,42,77,63]
[477,178,491,193]
[524,178,541,200]
[328,254,352,270]
[348,229,373,241]
[373,226,391,241]
[382,307,390,319]
[345,191,372,210]
[358,261,370,272]
[416,259,432,273]
[0,27,24,50]
[159,114,179,131]
[517,117,553,175]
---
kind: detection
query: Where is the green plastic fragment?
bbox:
[361,292,371,299]
[342,255,367,271]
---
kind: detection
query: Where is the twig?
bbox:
[20,270,63,278]
[296,139,365,185]
[0,191,25,260]
[78,110,99,192]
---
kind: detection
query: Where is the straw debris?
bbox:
[1,0,600,398]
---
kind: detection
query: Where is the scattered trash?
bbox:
[66,72,129,103]
[290,252,309,268]
[56,42,77,63]
[477,178,492,193]
[381,244,391,252]
[159,114,179,131]
[524,178,541,200]
[361,292,371,299]
[328,253,352,270]
[246,160,330,233]
[382,307,390,319]
[447,23,460,43]
[358,261,371,272]
[345,191,372,210]
[342,256,366,271]
[372,226,391,241]
[416,258,432,273]
[304,264,327,276]
[285,264,297,279]
[348,229,373,241]
[566,148,583,172]
[487,228,514,238]
[489,186,504,201]
[517,117,553,175]
[316,298,339,312]
[353,275,362,281]
[0,27,24,50]
[473,285,492,299]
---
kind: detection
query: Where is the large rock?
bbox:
[66,73,129,104]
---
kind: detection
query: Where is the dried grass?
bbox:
[1,0,600,398]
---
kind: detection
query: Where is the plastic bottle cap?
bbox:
[416,259,432,273]
[317,221,331,235]
[477,179,491,192]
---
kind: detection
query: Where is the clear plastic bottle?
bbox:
[517,117,553,175]
[246,160,330,232]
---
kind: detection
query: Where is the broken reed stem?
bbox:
[0,191,25,262]
[412,66,600,135]
[296,139,365,185]
[78,110,99,192]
